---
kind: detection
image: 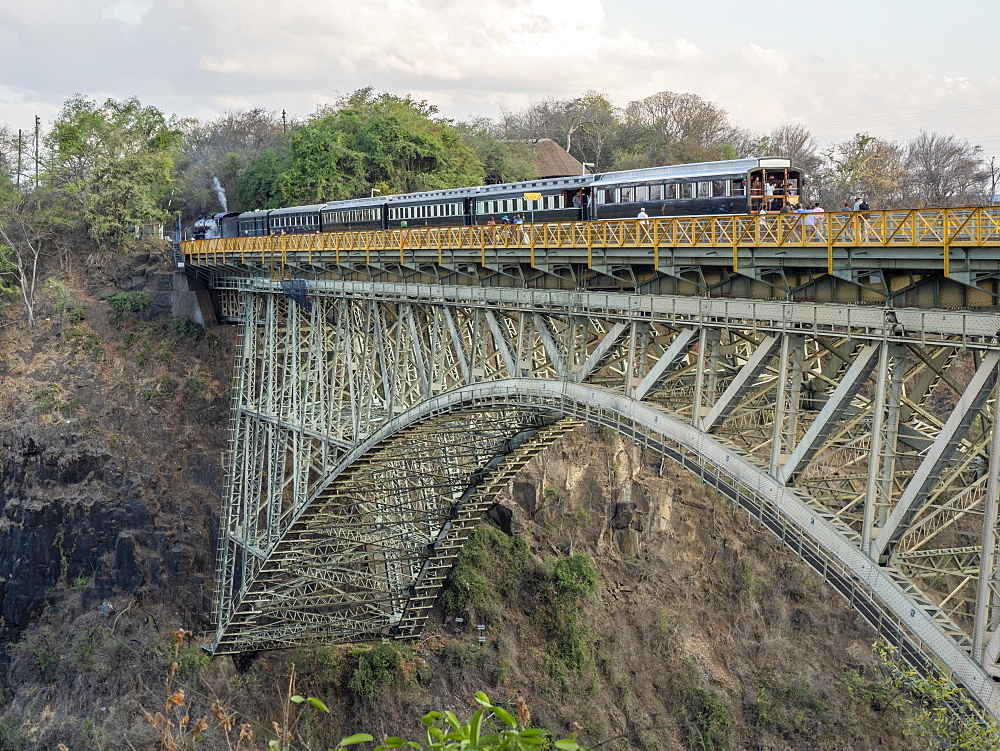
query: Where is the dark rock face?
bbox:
[0,420,214,645]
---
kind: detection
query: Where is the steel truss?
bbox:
[211,279,1000,719]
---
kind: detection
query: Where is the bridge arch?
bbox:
[211,377,1000,718]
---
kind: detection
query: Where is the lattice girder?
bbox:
[210,280,1000,720]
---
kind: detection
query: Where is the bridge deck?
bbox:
[182,207,1000,307]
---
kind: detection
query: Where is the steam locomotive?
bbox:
[190,156,803,240]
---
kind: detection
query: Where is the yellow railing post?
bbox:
[942,208,950,277]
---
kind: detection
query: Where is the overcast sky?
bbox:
[1,0,998,156]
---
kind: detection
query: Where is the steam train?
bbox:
[190,157,803,240]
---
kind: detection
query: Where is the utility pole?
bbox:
[16,129,22,188]
[34,115,40,187]
[282,109,287,133]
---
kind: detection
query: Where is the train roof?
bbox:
[270,203,325,215]
[252,157,799,216]
[593,157,793,185]
[323,174,594,210]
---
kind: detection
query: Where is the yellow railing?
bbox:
[182,207,1000,272]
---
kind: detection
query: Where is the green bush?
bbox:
[106,291,153,322]
[683,685,733,750]
[672,658,733,751]
[552,555,599,600]
[172,316,204,339]
[875,643,1000,749]
[546,554,600,679]
[442,526,531,614]
[0,718,27,751]
[348,641,403,704]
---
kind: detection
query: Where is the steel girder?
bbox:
[210,279,1000,719]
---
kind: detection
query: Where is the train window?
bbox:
[731,180,745,197]
[698,182,711,198]
[666,183,679,199]
[649,184,662,201]
[621,187,634,203]
[603,188,616,204]
[681,183,694,199]
[634,185,648,202]
[712,180,727,197]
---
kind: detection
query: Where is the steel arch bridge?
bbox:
[204,277,1000,718]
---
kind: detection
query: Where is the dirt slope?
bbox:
[0,246,913,749]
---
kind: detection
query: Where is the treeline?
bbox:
[172,88,996,218]
[0,87,995,264]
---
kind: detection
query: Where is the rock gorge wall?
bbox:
[0,247,914,749]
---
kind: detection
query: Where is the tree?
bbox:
[499,92,620,170]
[175,108,287,215]
[275,89,484,205]
[0,184,65,327]
[875,644,1000,750]
[456,118,538,185]
[227,146,291,211]
[45,95,182,248]
[618,91,742,168]
[758,124,823,174]
[905,130,989,206]
[820,132,907,209]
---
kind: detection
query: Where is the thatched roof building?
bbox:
[527,138,587,178]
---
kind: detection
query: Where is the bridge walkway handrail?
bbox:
[181,206,1000,270]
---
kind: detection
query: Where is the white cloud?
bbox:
[199,57,245,74]
[101,0,154,24]
[0,0,998,154]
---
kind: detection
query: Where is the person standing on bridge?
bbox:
[806,202,825,239]
[637,207,650,242]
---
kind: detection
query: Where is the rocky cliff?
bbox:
[0,246,915,749]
